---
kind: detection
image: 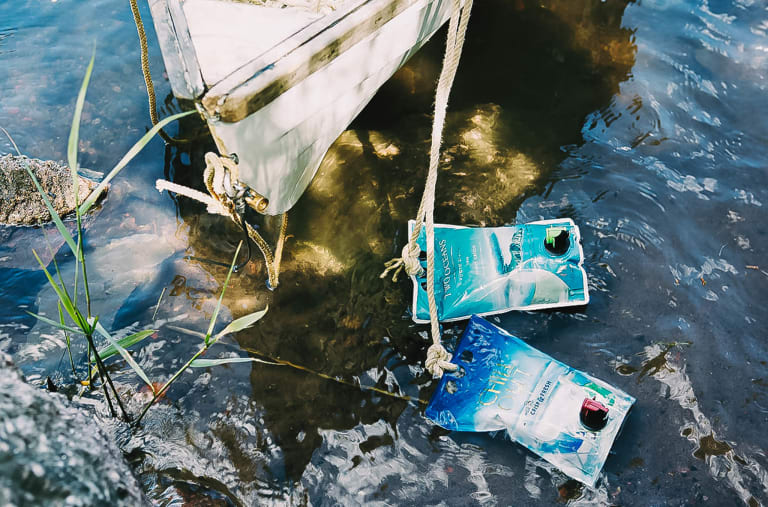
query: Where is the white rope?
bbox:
[156,152,287,288]
[380,243,423,282]
[381,0,473,377]
[155,179,228,216]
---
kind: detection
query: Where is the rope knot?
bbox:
[380,243,424,282]
[157,152,287,289]
[425,342,457,378]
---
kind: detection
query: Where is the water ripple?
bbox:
[638,343,768,504]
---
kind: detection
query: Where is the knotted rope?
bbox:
[156,152,287,288]
[129,0,174,144]
[129,0,208,144]
[380,243,423,282]
[381,0,473,378]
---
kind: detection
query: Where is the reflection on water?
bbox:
[1,0,768,504]
[636,342,768,505]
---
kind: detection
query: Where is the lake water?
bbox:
[1,0,767,504]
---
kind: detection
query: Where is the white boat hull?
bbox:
[150,0,453,215]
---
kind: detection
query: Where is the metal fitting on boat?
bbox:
[244,189,269,214]
[233,184,247,216]
[219,164,268,214]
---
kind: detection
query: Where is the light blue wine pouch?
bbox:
[425,316,635,486]
[408,219,589,323]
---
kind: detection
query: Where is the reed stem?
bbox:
[134,345,208,425]
[85,331,131,421]
[85,332,116,417]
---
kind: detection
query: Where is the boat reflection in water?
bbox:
[150,0,637,500]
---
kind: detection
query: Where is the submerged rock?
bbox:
[0,352,145,506]
[0,154,98,225]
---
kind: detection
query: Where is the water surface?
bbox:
[1,0,767,504]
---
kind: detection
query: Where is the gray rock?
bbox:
[0,154,98,225]
[0,352,146,506]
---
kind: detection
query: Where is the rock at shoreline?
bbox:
[0,352,146,506]
[0,154,99,226]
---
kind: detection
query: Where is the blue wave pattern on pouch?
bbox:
[425,316,635,486]
[409,219,589,323]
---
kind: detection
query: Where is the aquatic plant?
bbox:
[135,241,271,424]
[3,53,268,424]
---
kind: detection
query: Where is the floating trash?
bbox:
[409,219,589,323]
[426,316,634,486]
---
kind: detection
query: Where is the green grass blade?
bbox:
[93,321,154,390]
[215,306,268,341]
[41,225,84,317]
[41,224,74,302]
[88,315,100,334]
[73,232,82,305]
[91,329,156,362]
[32,249,80,325]
[67,53,96,318]
[59,302,78,380]
[78,110,195,214]
[77,237,92,320]
[165,325,207,340]
[68,50,95,209]
[24,163,78,256]
[190,357,280,368]
[205,242,242,345]
[26,310,83,335]
[152,287,166,321]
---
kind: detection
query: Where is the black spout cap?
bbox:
[544,227,570,255]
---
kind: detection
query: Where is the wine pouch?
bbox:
[425,316,634,486]
[409,218,589,323]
